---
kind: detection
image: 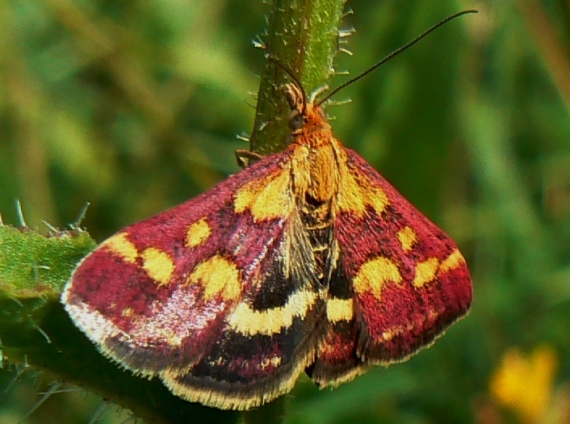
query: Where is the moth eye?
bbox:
[289,112,306,130]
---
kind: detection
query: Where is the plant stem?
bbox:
[250,0,347,156]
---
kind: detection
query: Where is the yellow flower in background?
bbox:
[490,345,558,423]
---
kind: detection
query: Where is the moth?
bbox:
[62,11,474,411]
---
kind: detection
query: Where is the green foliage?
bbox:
[0,224,94,337]
[1,0,570,423]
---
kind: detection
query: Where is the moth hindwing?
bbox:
[62,82,472,410]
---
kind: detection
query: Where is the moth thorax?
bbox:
[307,141,339,203]
[302,135,340,286]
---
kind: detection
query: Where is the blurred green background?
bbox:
[2,0,570,423]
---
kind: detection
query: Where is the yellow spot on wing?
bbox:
[367,186,390,216]
[381,311,438,342]
[381,329,397,341]
[102,233,138,263]
[186,218,211,248]
[440,249,466,273]
[413,257,440,287]
[260,356,282,370]
[412,250,465,288]
[337,169,367,215]
[326,298,354,322]
[141,247,175,286]
[353,257,402,297]
[397,226,417,252]
[121,307,134,317]
[228,290,317,336]
[188,255,241,301]
[234,169,293,220]
[337,162,389,218]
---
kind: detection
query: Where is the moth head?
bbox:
[285,83,306,131]
[285,83,327,132]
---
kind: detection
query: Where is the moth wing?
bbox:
[309,148,472,386]
[163,201,327,410]
[63,150,324,409]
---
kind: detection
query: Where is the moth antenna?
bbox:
[267,56,308,114]
[317,9,478,107]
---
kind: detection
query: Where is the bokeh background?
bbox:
[2,0,570,423]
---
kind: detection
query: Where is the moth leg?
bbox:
[235,149,264,168]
